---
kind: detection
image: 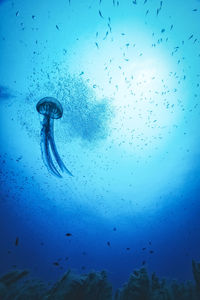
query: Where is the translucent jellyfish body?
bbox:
[36,97,73,178]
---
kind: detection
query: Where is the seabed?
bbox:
[0,260,200,299]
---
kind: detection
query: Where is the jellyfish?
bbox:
[36,97,73,178]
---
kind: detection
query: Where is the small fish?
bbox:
[144,0,147,4]
[113,227,117,231]
[96,31,98,37]
[108,23,112,32]
[193,9,197,11]
[32,15,35,19]
[56,25,59,30]
[126,247,130,251]
[142,247,146,251]
[145,10,149,16]
[16,11,19,16]
[99,10,103,18]
[107,241,111,247]
[161,28,165,33]
[79,71,84,75]
[132,0,137,4]
[103,31,109,40]
[188,34,193,40]
[53,262,59,266]
[142,260,146,265]
[65,233,72,236]
[149,250,154,254]
[95,42,99,49]
[170,24,173,30]
[15,237,19,246]
[16,156,23,162]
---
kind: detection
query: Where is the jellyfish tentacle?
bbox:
[37,97,73,178]
[49,118,73,176]
[41,116,62,178]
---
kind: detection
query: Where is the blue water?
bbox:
[0,0,200,290]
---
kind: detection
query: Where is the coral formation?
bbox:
[0,260,200,300]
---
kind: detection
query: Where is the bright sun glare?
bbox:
[77,51,179,155]
[66,24,184,159]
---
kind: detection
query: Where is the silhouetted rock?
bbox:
[0,260,200,299]
[46,270,112,300]
[151,273,170,300]
[0,270,47,300]
[192,259,200,295]
[115,260,200,300]
[115,267,150,300]
[0,270,28,286]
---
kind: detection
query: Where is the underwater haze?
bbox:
[0,0,200,294]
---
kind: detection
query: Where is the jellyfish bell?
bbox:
[36,97,63,119]
[36,97,73,178]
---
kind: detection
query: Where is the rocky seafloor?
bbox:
[0,260,199,300]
